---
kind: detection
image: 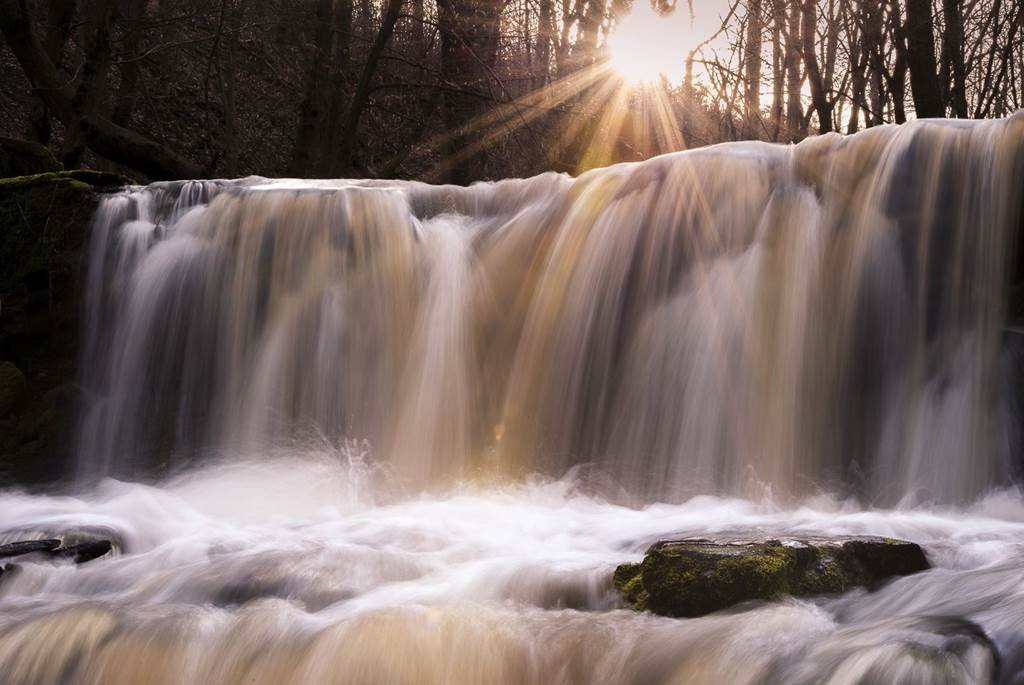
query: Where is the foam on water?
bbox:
[1,457,1024,682]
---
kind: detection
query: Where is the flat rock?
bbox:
[613,536,929,618]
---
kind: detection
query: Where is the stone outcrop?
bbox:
[614,536,930,618]
[0,169,127,484]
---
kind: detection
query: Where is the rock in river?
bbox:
[614,536,930,618]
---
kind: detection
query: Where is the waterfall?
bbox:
[78,116,1024,504]
[4,117,1024,685]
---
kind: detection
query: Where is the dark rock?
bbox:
[0,170,126,485]
[614,536,929,618]
[8,383,82,473]
[0,172,99,292]
[63,169,133,189]
[0,536,113,565]
[0,361,27,416]
[0,538,61,558]
[0,138,61,177]
[54,539,113,564]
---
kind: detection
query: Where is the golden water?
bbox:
[2,116,1023,683]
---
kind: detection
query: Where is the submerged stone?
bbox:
[0,538,61,558]
[614,536,929,618]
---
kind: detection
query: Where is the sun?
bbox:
[607,2,689,86]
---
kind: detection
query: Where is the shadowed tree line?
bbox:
[0,0,1021,183]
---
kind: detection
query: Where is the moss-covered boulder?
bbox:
[614,536,929,618]
[0,138,61,177]
[0,171,111,292]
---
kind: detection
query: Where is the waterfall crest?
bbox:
[79,116,1024,504]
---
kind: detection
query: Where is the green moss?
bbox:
[0,171,103,291]
[793,555,849,595]
[612,562,641,588]
[637,541,802,617]
[618,537,929,618]
[612,562,649,609]
[0,138,61,177]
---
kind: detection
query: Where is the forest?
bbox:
[2,0,1021,183]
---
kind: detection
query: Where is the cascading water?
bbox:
[1,116,1024,683]
[78,116,1024,503]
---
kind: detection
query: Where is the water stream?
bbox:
[2,116,1024,682]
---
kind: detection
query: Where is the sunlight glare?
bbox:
[607,2,689,86]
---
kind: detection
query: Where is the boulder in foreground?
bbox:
[614,536,929,618]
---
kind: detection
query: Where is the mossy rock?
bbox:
[0,170,129,292]
[0,138,61,177]
[0,362,27,417]
[614,536,929,618]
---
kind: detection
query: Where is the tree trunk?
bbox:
[572,0,604,67]
[861,0,884,125]
[785,0,804,140]
[535,0,553,89]
[770,0,785,139]
[320,0,354,177]
[28,0,76,144]
[217,0,243,176]
[800,0,832,133]
[436,0,504,183]
[847,3,866,133]
[112,0,146,127]
[0,0,203,179]
[904,0,943,117]
[886,0,908,123]
[62,0,116,168]
[290,0,337,175]
[743,0,763,137]
[941,0,968,117]
[334,0,403,174]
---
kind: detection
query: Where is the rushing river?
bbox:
[2,458,1024,683]
[2,116,1024,682]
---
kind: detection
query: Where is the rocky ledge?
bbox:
[614,536,929,618]
[0,167,129,484]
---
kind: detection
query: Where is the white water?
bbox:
[2,457,1024,682]
[2,117,1024,682]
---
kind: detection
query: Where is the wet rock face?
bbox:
[614,536,930,618]
[0,171,127,485]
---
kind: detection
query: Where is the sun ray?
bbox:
[408,63,612,181]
